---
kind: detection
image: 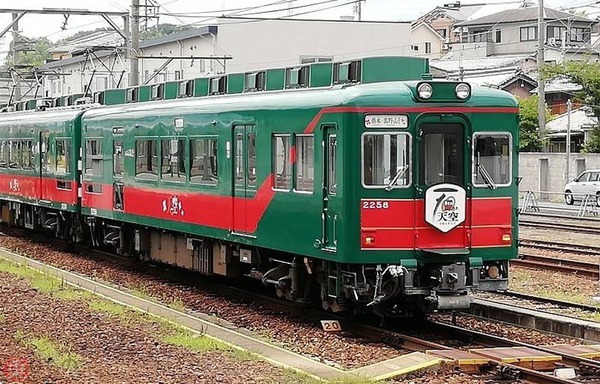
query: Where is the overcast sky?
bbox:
[0,0,596,56]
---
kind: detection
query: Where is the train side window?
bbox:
[190,138,218,186]
[473,133,511,187]
[161,138,186,182]
[21,140,34,170]
[0,140,8,168]
[135,139,158,180]
[248,132,256,188]
[9,140,20,169]
[362,132,411,189]
[55,139,71,174]
[295,134,314,192]
[273,134,291,190]
[85,139,103,177]
[113,140,124,177]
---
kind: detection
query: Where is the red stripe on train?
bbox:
[361,198,513,249]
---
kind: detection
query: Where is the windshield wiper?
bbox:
[478,163,497,190]
[385,165,409,191]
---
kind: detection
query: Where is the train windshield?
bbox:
[362,132,410,189]
[473,133,511,187]
[420,123,463,186]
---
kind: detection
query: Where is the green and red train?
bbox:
[0,57,519,316]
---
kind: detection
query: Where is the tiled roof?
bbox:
[457,7,595,27]
[430,54,535,72]
[546,107,596,133]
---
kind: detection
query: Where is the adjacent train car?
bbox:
[0,58,520,317]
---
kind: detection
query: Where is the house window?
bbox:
[425,42,431,54]
[435,28,447,37]
[570,27,590,43]
[547,26,566,40]
[520,26,537,41]
[496,30,502,43]
[411,45,419,51]
[299,56,333,64]
[174,70,182,80]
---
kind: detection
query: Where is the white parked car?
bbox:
[564,169,600,205]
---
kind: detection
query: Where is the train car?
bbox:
[74,78,519,317]
[0,105,89,236]
[0,59,519,317]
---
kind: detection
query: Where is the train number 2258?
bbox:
[362,201,389,209]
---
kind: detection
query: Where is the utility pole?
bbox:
[354,0,363,21]
[131,0,140,86]
[566,99,572,183]
[537,0,546,142]
[11,13,20,101]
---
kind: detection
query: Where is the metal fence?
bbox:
[519,190,599,218]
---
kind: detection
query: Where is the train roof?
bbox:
[80,81,518,122]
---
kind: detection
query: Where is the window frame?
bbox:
[84,137,103,178]
[160,137,186,183]
[55,137,71,174]
[189,135,219,187]
[20,139,34,171]
[471,131,513,188]
[520,26,537,42]
[360,131,412,190]
[294,134,314,194]
[272,134,292,192]
[135,138,159,181]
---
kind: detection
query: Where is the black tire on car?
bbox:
[565,191,574,205]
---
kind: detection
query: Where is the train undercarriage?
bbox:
[1,201,509,318]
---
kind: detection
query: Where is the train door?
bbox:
[321,125,338,251]
[232,124,256,234]
[415,122,469,249]
[38,130,51,203]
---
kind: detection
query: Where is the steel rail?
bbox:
[512,253,600,279]
[520,239,600,256]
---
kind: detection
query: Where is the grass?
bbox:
[15,331,83,371]
[0,256,380,382]
[510,268,600,307]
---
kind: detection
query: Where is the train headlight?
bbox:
[487,265,501,279]
[455,83,470,99]
[417,83,433,99]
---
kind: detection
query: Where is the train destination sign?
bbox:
[364,114,408,128]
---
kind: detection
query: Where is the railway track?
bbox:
[520,220,600,235]
[512,253,600,279]
[520,239,600,256]
[491,290,600,314]
[2,227,599,383]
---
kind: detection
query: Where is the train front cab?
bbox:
[358,82,519,314]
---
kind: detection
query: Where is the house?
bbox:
[430,54,538,98]
[545,107,596,152]
[410,22,445,59]
[38,17,416,98]
[453,6,598,61]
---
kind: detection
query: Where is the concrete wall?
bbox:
[216,18,413,72]
[519,152,600,195]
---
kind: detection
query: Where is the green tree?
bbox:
[4,35,52,69]
[542,61,600,153]
[517,95,544,152]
